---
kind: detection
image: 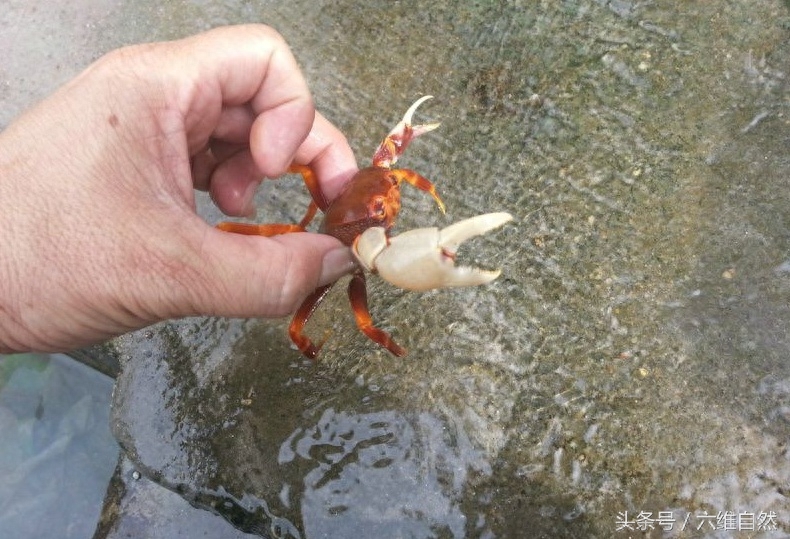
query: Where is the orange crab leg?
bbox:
[298,200,319,229]
[391,169,446,214]
[215,222,306,235]
[348,271,407,357]
[288,164,329,212]
[217,165,324,235]
[288,283,334,360]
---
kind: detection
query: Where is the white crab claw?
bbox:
[352,212,513,292]
[397,95,441,139]
[373,95,441,168]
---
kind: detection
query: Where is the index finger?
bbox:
[292,111,358,202]
[174,25,356,200]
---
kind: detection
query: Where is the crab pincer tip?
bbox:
[403,95,435,125]
[439,212,514,254]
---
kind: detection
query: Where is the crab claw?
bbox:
[352,212,513,292]
[372,95,441,168]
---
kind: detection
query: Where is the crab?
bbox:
[217,96,512,359]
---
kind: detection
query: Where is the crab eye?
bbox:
[370,196,387,219]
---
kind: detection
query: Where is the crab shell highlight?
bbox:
[217,96,511,359]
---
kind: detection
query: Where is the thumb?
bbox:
[190,228,356,318]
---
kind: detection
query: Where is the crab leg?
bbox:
[215,164,326,236]
[348,271,407,356]
[390,169,446,214]
[288,164,329,213]
[216,222,306,235]
[353,212,513,292]
[288,284,334,360]
[373,95,441,168]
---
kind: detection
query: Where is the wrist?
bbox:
[0,281,33,354]
[0,137,32,353]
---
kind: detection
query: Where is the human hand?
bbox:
[0,25,358,353]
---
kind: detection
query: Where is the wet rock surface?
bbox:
[94,455,259,539]
[3,0,790,537]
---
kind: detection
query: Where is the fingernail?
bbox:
[319,246,357,285]
[241,181,260,218]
